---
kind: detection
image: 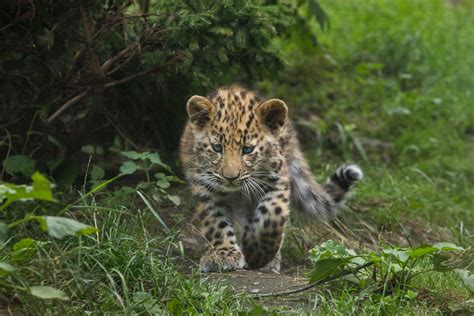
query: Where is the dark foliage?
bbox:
[0,0,305,178]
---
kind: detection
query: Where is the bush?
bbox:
[0,0,298,177]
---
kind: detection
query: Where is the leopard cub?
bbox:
[180,85,362,272]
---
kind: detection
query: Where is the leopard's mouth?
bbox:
[221,182,241,192]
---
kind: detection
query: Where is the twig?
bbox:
[45,54,181,125]
[92,2,133,41]
[103,54,181,88]
[0,11,34,33]
[252,261,374,298]
[45,90,89,125]
[101,41,140,73]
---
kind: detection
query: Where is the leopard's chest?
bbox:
[222,192,257,243]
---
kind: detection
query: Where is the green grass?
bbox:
[2,0,473,314]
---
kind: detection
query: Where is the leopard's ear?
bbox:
[186,95,215,127]
[255,98,288,132]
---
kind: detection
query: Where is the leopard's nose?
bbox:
[222,172,240,182]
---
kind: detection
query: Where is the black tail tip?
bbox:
[336,164,363,185]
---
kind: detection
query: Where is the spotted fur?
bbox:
[179,85,362,272]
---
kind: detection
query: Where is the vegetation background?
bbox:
[0,0,473,314]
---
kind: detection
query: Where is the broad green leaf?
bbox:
[408,246,437,259]
[121,151,141,160]
[29,286,69,300]
[167,195,181,206]
[90,165,105,180]
[0,172,54,211]
[40,216,97,239]
[0,222,7,243]
[454,269,474,295]
[141,152,171,171]
[157,180,171,189]
[433,242,464,251]
[0,262,16,276]
[143,152,162,164]
[309,258,347,283]
[31,172,54,200]
[383,248,410,263]
[81,145,104,155]
[11,238,37,264]
[3,155,36,177]
[408,243,463,259]
[119,161,138,175]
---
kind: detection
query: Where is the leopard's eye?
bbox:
[211,143,223,153]
[242,145,255,155]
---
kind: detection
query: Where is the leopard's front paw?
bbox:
[200,248,246,272]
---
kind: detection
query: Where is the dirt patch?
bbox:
[205,269,308,295]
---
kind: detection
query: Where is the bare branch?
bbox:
[45,54,181,125]
[104,54,181,88]
[45,90,89,126]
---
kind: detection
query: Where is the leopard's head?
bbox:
[185,90,288,196]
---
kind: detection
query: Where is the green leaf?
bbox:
[121,151,141,160]
[408,246,437,259]
[40,216,97,239]
[143,152,162,164]
[31,172,54,201]
[11,238,38,264]
[0,172,55,211]
[90,165,105,180]
[3,155,36,177]
[0,222,7,244]
[167,195,181,206]
[81,145,104,155]
[157,180,171,189]
[0,262,16,276]
[119,161,138,175]
[309,258,347,283]
[383,248,410,263]
[309,240,354,262]
[432,242,464,251]
[145,152,171,171]
[29,286,69,300]
[454,269,474,295]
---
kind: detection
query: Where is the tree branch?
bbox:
[45,54,181,126]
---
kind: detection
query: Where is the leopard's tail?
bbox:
[289,150,363,221]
